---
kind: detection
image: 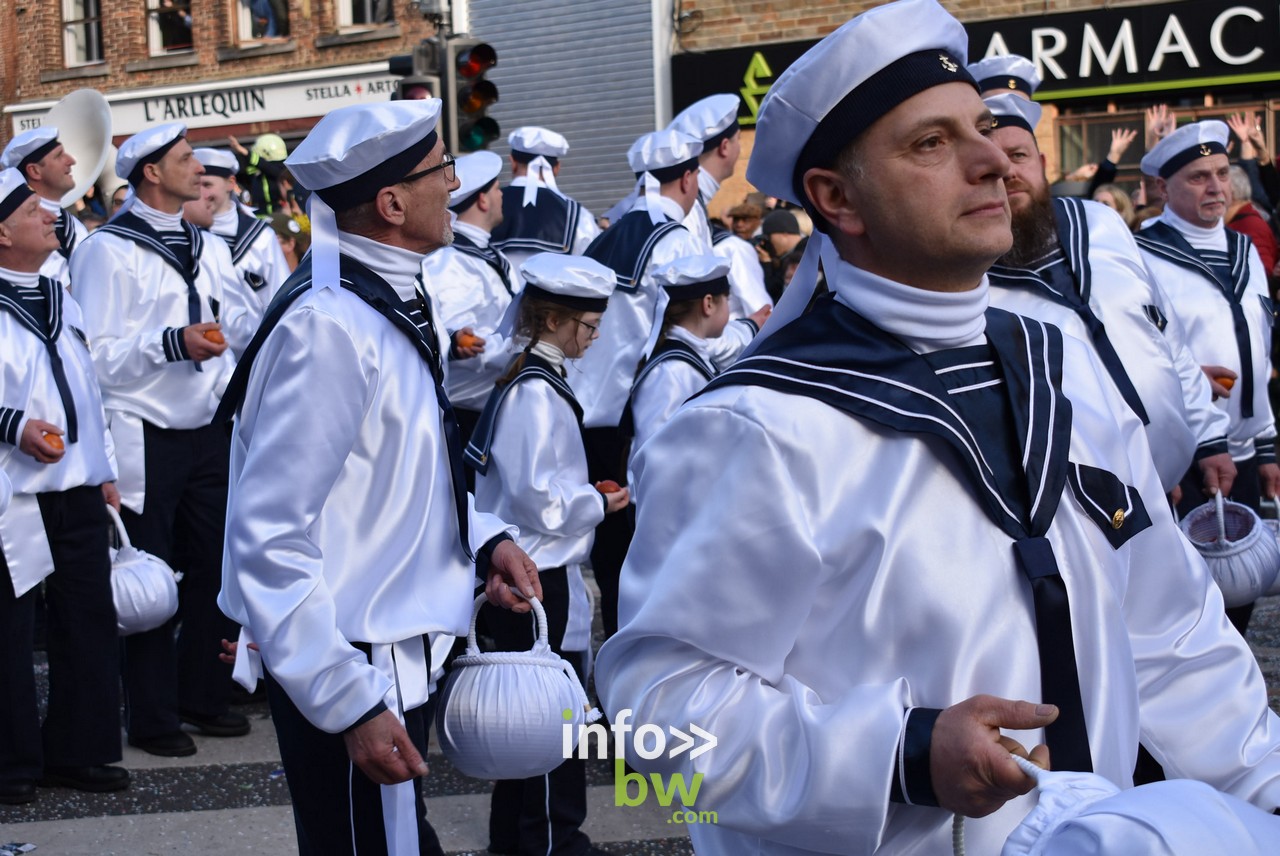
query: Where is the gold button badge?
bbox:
[1111,509,1125,529]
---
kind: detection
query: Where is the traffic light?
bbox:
[444,38,499,152]
[388,45,440,101]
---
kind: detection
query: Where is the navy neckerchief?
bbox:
[988,197,1149,425]
[450,231,514,296]
[54,208,77,260]
[215,253,475,560]
[464,352,584,475]
[491,186,582,254]
[101,211,214,371]
[710,222,733,246]
[224,208,271,267]
[1136,220,1255,417]
[700,295,1094,772]
[619,338,717,442]
[0,276,78,443]
[584,209,685,291]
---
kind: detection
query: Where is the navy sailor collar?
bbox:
[463,352,583,475]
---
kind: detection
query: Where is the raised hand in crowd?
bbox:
[1145,104,1175,146]
[1106,127,1138,164]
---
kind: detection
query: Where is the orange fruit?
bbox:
[595,480,621,494]
[456,332,481,349]
[204,329,226,344]
[1216,376,1235,390]
[43,433,64,451]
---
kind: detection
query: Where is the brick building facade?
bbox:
[1,1,440,151]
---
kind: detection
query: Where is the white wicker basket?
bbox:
[434,591,600,780]
[1179,493,1280,608]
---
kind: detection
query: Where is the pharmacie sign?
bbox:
[966,0,1280,100]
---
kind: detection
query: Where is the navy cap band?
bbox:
[512,149,559,168]
[1159,141,1228,180]
[128,135,185,187]
[793,49,977,204]
[313,130,439,212]
[664,275,731,302]
[18,139,61,173]
[0,183,35,222]
[637,156,701,185]
[990,113,1034,136]
[202,165,235,178]
[702,122,740,153]
[979,75,1032,95]
[522,283,609,313]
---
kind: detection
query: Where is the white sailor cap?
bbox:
[0,168,36,223]
[668,94,740,149]
[651,255,732,300]
[967,54,1041,96]
[985,93,1042,136]
[746,0,974,208]
[1140,120,1230,180]
[627,129,702,179]
[287,99,442,210]
[1,127,61,172]
[286,99,443,292]
[519,252,616,311]
[117,122,188,185]
[508,126,569,163]
[449,150,503,210]
[193,147,238,178]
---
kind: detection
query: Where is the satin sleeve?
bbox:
[223,303,392,732]
[572,205,602,255]
[629,360,704,458]
[0,469,10,515]
[1149,278,1231,450]
[596,398,908,853]
[714,234,773,316]
[71,237,180,386]
[490,382,604,541]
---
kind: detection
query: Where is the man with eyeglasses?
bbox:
[216,100,541,855]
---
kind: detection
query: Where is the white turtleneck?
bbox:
[529,339,566,372]
[212,206,239,238]
[128,197,184,233]
[665,323,715,361]
[1158,205,1227,253]
[37,196,62,216]
[338,231,425,303]
[828,254,989,353]
[0,265,40,289]
[453,219,492,248]
[698,170,721,206]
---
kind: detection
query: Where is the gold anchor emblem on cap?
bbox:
[939,54,957,72]
[1007,79,1017,89]
[1111,509,1125,529]
[1199,144,1212,156]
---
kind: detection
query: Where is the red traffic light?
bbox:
[456,43,497,79]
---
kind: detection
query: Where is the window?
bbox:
[235,0,290,42]
[62,0,104,66]
[338,0,394,28]
[147,0,194,55]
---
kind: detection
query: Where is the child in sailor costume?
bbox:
[2,127,89,289]
[622,255,731,493]
[1134,121,1279,634]
[982,95,1232,496]
[490,127,600,275]
[0,169,128,802]
[594,3,1280,854]
[193,147,291,330]
[216,99,541,856]
[668,93,775,327]
[420,150,516,436]
[465,253,626,856]
[70,122,245,758]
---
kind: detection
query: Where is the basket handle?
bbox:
[466,587,549,654]
[104,503,133,551]
[1215,490,1227,544]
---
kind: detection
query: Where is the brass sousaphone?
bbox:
[42,88,113,207]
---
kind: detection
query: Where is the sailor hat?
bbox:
[967,54,1042,96]
[449,150,503,211]
[1140,120,1230,180]
[986,93,1043,136]
[193,148,239,178]
[2,127,61,172]
[0,168,36,222]
[116,122,187,186]
[668,93,740,149]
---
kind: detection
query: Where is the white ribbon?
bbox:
[0,494,55,597]
[520,156,559,208]
[602,178,642,226]
[739,229,828,359]
[372,638,427,856]
[637,287,672,364]
[308,193,340,292]
[642,171,664,226]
